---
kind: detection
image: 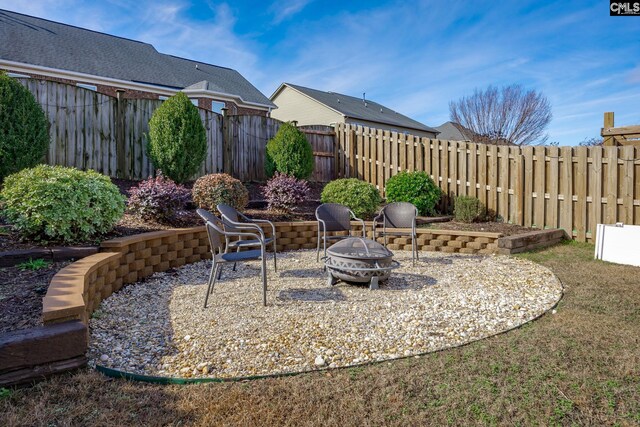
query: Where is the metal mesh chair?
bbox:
[373,202,419,265]
[216,203,277,272]
[197,209,268,307]
[315,203,365,261]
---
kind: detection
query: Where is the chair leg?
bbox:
[412,235,416,266]
[233,247,240,271]
[261,254,267,306]
[272,241,277,272]
[414,234,419,263]
[217,264,224,280]
[204,264,220,308]
[316,230,321,262]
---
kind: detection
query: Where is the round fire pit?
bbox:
[324,237,400,289]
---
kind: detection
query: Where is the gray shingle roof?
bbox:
[283,83,438,133]
[0,9,274,107]
[434,121,473,141]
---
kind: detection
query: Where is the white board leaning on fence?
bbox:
[594,224,640,267]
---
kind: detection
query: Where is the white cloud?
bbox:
[269,0,312,25]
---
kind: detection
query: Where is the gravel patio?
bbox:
[88,250,562,379]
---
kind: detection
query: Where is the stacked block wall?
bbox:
[42,223,502,325]
[43,228,210,325]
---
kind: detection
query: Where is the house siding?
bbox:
[271,85,437,137]
[271,87,342,126]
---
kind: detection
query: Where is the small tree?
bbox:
[265,122,314,179]
[147,92,206,183]
[0,72,49,181]
[449,84,552,146]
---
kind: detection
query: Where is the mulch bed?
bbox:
[0,261,70,334]
[420,221,539,236]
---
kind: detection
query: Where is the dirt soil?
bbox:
[0,261,70,334]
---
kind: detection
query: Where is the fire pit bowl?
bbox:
[324,237,400,289]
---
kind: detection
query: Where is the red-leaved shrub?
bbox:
[263,173,310,213]
[128,172,191,222]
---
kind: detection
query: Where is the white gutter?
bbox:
[0,59,273,111]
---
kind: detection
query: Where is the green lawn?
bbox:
[1,241,639,426]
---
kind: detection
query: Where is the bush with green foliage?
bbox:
[385,171,441,216]
[0,72,49,181]
[321,178,381,218]
[147,92,207,183]
[192,173,249,211]
[453,196,486,223]
[127,172,191,223]
[265,122,314,179]
[0,165,125,243]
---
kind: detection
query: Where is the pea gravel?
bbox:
[88,250,562,379]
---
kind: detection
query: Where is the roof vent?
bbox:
[195,64,199,70]
[380,108,383,113]
[337,99,340,103]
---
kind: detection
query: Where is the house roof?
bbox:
[272,83,439,134]
[434,121,473,141]
[0,9,274,108]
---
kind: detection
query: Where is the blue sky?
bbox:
[3,0,639,144]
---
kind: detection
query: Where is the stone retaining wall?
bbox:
[41,223,503,325]
[43,228,211,325]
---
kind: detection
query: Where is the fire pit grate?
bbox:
[323,237,400,289]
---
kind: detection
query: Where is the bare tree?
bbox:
[578,136,603,146]
[449,85,552,146]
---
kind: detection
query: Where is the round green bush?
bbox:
[454,195,486,223]
[147,92,207,183]
[265,122,314,179]
[0,72,49,181]
[0,165,125,243]
[385,171,442,216]
[320,178,381,218]
[192,173,249,212]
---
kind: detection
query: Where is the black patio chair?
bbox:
[315,203,365,262]
[373,202,419,265]
[216,203,277,272]
[197,208,268,307]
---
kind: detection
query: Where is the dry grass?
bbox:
[1,241,639,426]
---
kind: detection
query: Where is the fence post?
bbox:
[221,109,232,175]
[333,125,339,180]
[115,90,128,179]
[603,112,615,146]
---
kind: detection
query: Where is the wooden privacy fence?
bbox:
[19,78,334,182]
[19,78,224,180]
[224,117,336,182]
[335,123,640,242]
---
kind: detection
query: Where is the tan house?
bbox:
[270,83,439,138]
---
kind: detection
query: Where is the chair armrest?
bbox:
[220,230,263,242]
[248,218,276,242]
[221,215,266,239]
[354,217,366,237]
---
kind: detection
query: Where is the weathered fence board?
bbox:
[335,123,640,242]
